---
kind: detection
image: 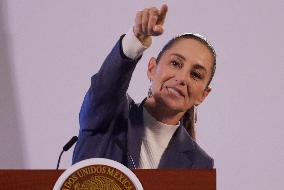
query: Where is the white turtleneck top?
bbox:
[137,108,179,169]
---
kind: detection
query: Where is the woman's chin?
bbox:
[160,97,188,113]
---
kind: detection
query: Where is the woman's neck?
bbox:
[143,98,185,125]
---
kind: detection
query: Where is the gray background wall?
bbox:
[0,0,283,189]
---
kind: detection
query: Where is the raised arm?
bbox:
[79,5,169,131]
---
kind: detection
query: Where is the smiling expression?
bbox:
[147,38,214,115]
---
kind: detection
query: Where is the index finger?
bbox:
[157,4,168,25]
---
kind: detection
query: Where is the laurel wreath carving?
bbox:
[73,176,122,190]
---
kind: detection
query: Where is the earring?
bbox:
[148,82,153,98]
[194,105,198,123]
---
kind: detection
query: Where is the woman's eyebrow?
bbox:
[171,53,186,61]
[193,64,207,74]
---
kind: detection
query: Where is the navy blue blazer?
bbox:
[72,36,214,169]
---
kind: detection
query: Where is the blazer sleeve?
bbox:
[72,35,141,164]
[79,35,141,133]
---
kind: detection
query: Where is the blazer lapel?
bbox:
[127,98,146,167]
[158,125,196,168]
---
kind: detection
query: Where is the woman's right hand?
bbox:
[133,4,168,47]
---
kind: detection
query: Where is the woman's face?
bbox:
[147,38,213,114]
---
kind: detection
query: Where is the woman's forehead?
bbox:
[164,38,213,67]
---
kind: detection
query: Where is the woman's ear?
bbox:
[195,87,212,106]
[147,57,158,81]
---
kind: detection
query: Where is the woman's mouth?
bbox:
[166,86,184,98]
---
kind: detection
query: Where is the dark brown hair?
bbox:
[157,33,216,140]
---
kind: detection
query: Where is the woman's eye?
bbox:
[171,60,182,68]
[191,71,202,80]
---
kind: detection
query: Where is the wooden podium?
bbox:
[0,169,216,190]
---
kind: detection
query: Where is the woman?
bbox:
[72,4,216,169]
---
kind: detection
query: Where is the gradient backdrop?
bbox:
[0,0,283,189]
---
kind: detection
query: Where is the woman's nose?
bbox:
[174,70,188,86]
[175,78,186,86]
